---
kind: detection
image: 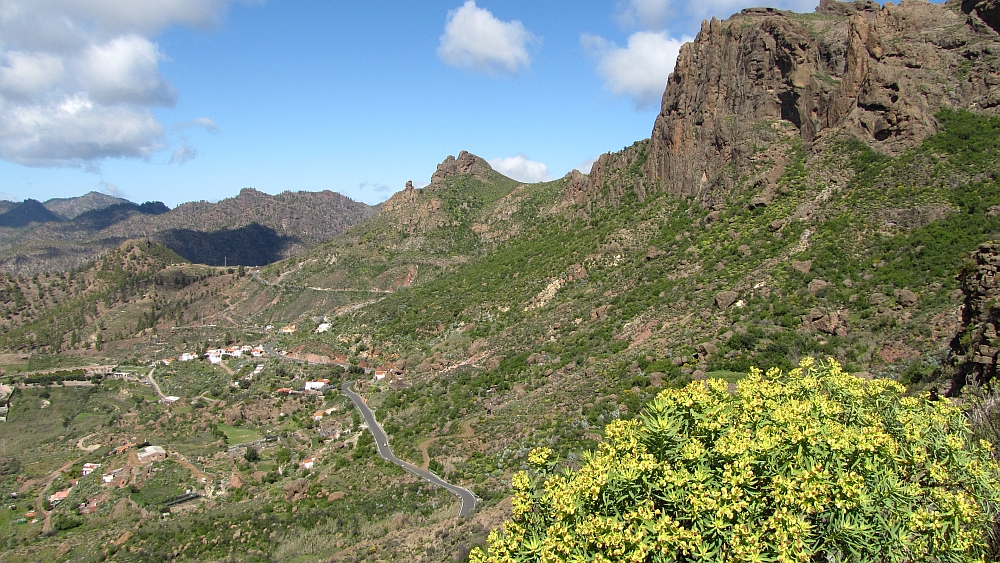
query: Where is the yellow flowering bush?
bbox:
[471,358,1000,563]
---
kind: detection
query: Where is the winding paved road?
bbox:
[341,381,477,517]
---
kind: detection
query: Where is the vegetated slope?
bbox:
[0,188,375,275]
[0,239,233,354]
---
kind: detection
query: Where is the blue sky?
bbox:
[0,0,818,208]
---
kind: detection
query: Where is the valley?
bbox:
[2,0,1000,561]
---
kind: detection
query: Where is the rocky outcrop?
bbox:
[963,0,1000,33]
[585,0,1000,208]
[949,242,1000,394]
[430,151,494,185]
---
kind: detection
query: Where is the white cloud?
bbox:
[0,0,247,168]
[77,35,176,106]
[582,31,690,109]
[437,1,537,75]
[0,191,15,202]
[0,52,65,99]
[0,94,165,167]
[489,155,551,183]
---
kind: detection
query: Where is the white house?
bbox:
[304,379,330,392]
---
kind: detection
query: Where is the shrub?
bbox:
[472,358,1000,563]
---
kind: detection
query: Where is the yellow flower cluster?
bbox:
[471,358,1000,563]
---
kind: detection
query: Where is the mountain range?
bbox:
[0,188,374,275]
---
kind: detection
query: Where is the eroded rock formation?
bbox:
[586,0,1000,208]
[949,242,1000,394]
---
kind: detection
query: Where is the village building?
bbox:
[81,463,101,477]
[178,352,199,362]
[113,443,137,455]
[300,458,316,470]
[280,325,297,334]
[315,323,332,333]
[48,489,71,506]
[102,469,123,484]
[137,445,167,463]
[304,379,330,391]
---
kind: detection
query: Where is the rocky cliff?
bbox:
[950,242,1000,394]
[587,0,1000,207]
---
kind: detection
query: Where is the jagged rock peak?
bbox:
[585,0,1000,208]
[430,151,493,185]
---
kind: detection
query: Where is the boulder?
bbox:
[283,478,310,503]
[897,289,919,307]
[792,260,813,274]
[697,342,719,357]
[645,246,665,260]
[807,279,830,294]
[590,305,610,321]
[715,290,739,309]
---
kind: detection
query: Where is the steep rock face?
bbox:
[949,242,1000,394]
[586,0,1000,207]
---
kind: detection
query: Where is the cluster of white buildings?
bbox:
[204,346,266,364]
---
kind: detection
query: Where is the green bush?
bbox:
[473,358,1000,563]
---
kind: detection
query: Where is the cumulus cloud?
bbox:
[0,191,15,202]
[0,94,165,166]
[0,0,246,168]
[438,1,537,75]
[76,35,177,106]
[582,31,690,109]
[489,155,551,183]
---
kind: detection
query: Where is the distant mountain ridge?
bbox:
[0,199,64,228]
[42,191,132,220]
[0,188,374,274]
